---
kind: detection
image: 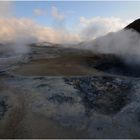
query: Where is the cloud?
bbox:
[0,18,37,43]
[0,2,133,45]
[0,1,13,17]
[79,16,133,40]
[0,2,135,46]
[0,17,80,44]
[33,9,46,16]
[51,6,65,21]
[0,1,135,46]
[0,16,134,45]
[66,10,75,15]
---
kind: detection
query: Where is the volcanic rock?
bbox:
[125,19,140,33]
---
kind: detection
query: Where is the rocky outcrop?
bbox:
[65,76,132,115]
[125,19,140,33]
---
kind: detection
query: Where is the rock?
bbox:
[64,76,132,115]
[0,96,9,119]
[48,94,74,104]
[125,19,140,34]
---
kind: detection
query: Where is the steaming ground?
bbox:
[1,42,140,138]
[1,19,140,138]
[79,29,140,65]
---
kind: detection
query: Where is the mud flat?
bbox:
[10,55,101,76]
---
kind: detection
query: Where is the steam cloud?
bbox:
[0,1,140,67]
[83,29,140,65]
[80,16,132,40]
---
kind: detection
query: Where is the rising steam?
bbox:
[82,29,140,65]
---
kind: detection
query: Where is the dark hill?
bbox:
[125,19,140,33]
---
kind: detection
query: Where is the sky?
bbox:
[0,1,140,43]
[13,1,140,27]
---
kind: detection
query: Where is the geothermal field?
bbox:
[1,14,140,138]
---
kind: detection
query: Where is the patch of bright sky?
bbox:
[14,1,140,31]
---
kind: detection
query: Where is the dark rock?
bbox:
[0,96,9,119]
[65,76,132,115]
[33,77,46,80]
[0,71,7,75]
[92,54,140,78]
[37,84,48,88]
[48,94,74,104]
[136,111,140,123]
[125,19,140,34]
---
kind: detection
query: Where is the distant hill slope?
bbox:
[125,19,140,33]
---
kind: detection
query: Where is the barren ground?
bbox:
[0,44,140,138]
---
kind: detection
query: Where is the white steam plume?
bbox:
[83,29,140,65]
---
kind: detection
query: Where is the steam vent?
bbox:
[93,19,140,78]
[1,19,140,139]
